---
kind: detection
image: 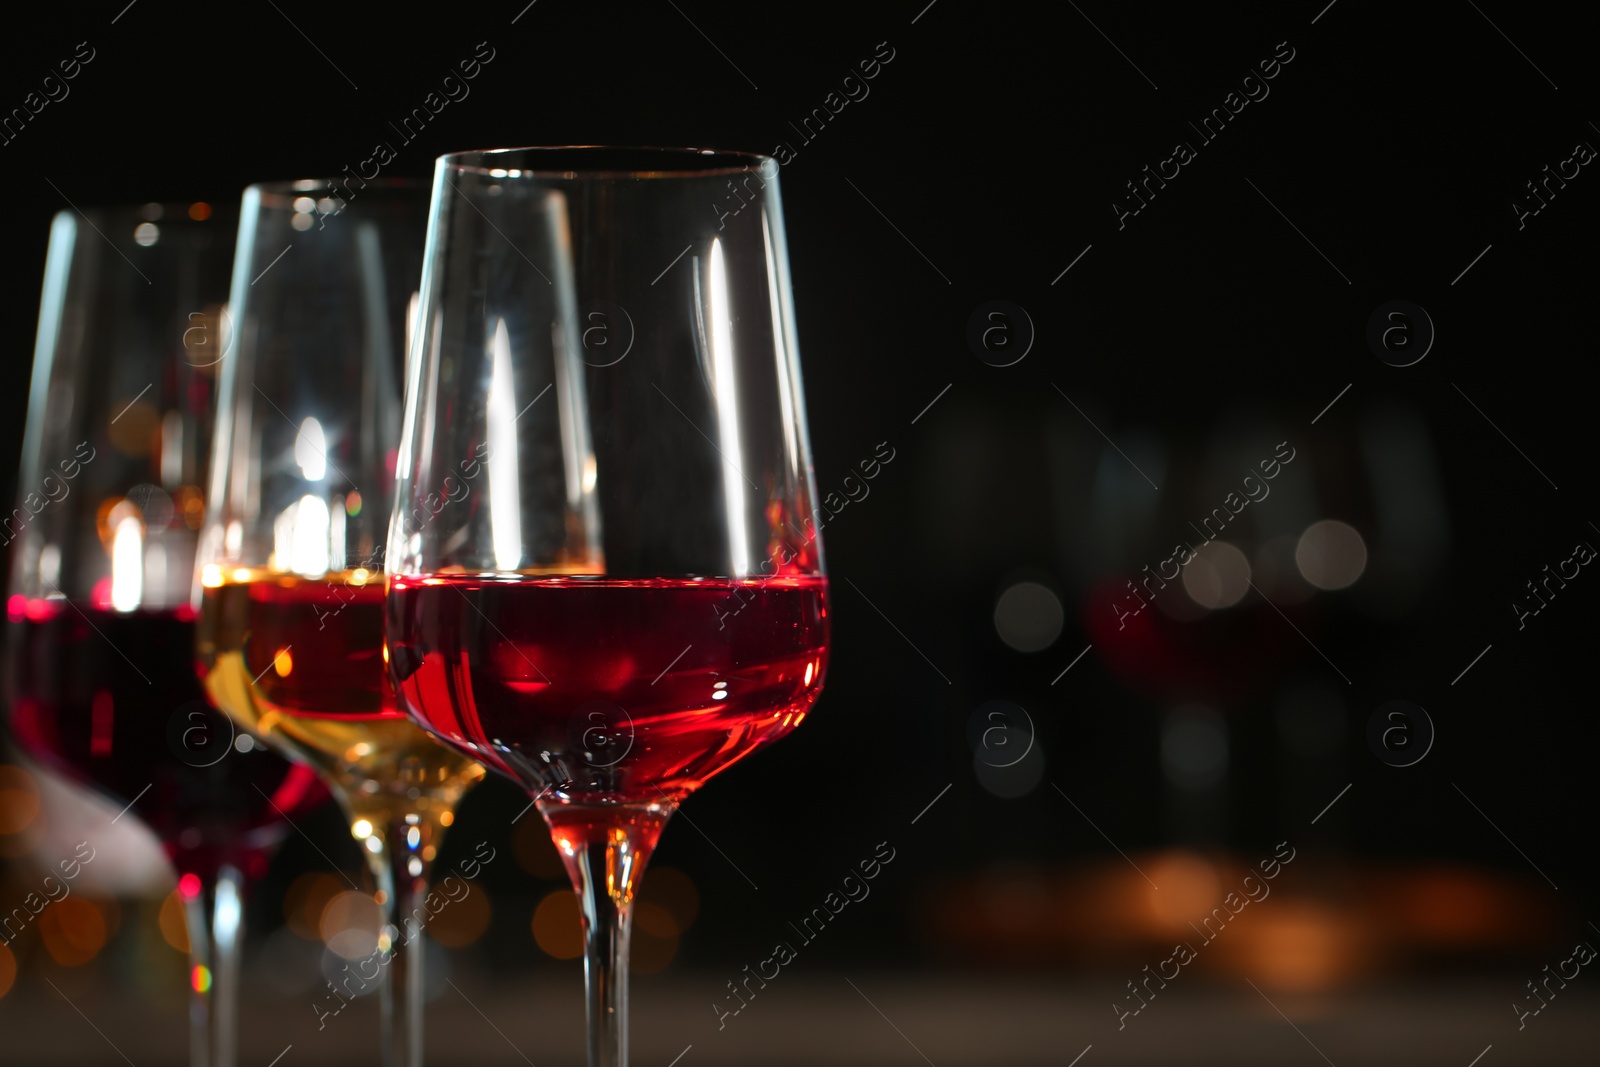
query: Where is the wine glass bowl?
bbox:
[195,566,482,829]
[386,147,829,803]
[193,179,485,815]
[387,573,827,803]
[4,200,327,873]
[385,146,829,1067]
[192,178,482,1067]
[4,199,324,1067]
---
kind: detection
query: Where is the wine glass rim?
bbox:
[54,201,231,221]
[244,176,431,197]
[438,145,775,178]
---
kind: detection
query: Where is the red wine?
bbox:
[4,600,324,880]
[386,575,828,805]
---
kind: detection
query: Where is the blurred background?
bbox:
[2,1,1598,1063]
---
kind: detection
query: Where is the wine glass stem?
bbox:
[366,814,437,1067]
[573,844,635,1067]
[181,864,245,1067]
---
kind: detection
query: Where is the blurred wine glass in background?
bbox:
[3,200,325,1067]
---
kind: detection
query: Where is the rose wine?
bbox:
[4,600,324,880]
[385,575,828,812]
[194,571,484,825]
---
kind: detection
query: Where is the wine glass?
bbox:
[192,179,484,1067]
[3,201,325,1067]
[385,146,829,1066]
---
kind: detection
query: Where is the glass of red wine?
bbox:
[2,201,325,1067]
[192,179,484,1067]
[385,146,830,1066]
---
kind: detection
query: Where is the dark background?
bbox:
[2,1,1597,1063]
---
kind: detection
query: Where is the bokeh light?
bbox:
[159,886,191,952]
[630,901,679,973]
[639,867,698,933]
[513,814,566,879]
[532,889,583,959]
[0,942,14,999]
[283,872,344,940]
[39,897,109,966]
[320,890,383,960]
[1181,541,1251,609]
[993,581,1064,652]
[180,485,206,527]
[1296,520,1368,590]
[0,764,42,835]
[1143,851,1222,930]
[1216,901,1372,992]
[426,885,492,948]
[108,401,159,456]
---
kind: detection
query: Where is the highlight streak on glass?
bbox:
[762,211,800,490]
[290,495,330,577]
[487,318,523,571]
[110,517,143,612]
[295,417,327,481]
[708,239,749,576]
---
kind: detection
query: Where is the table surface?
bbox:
[2,971,1593,1065]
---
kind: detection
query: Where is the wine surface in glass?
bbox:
[195,571,484,823]
[386,575,828,807]
[4,600,323,879]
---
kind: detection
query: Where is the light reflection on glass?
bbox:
[295,417,327,482]
[274,496,332,576]
[109,514,142,612]
[38,545,60,588]
[329,493,346,571]
[707,238,748,577]
[487,318,522,571]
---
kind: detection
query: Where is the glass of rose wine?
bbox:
[192,180,484,1067]
[3,201,325,1067]
[385,146,829,1066]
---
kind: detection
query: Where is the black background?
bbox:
[1,0,1597,996]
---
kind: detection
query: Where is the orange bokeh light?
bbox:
[427,886,492,948]
[159,887,191,953]
[283,872,345,940]
[1142,851,1222,931]
[1214,902,1373,993]
[39,898,108,966]
[630,901,679,974]
[641,867,699,933]
[0,765,41,835]
[0,942,15,998]
[532,890,583,959]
